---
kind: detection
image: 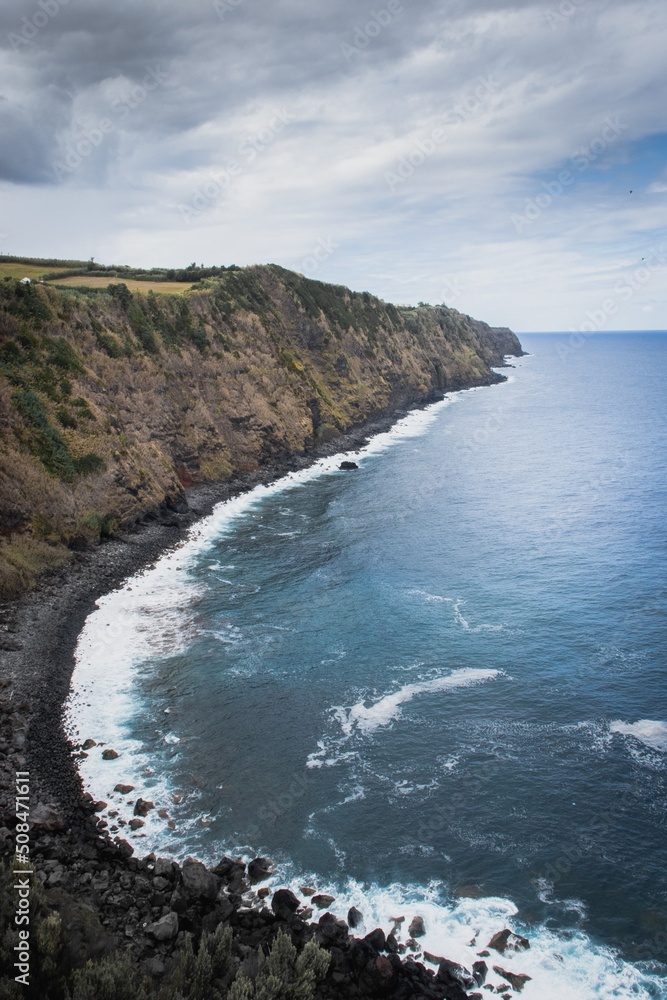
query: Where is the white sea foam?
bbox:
[280,877,667,1000]
[341,668,501,735]
[610,719,667,753]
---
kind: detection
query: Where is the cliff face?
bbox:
[0,265,522,594]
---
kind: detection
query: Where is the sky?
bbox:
[0,0,665,332]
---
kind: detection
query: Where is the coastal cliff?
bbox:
[0,263,522,596]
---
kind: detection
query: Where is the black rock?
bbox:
[339,461,358,471]
[363,927,386,953]
[271,888,300,918]
[473,959,488,985]
[248,856,273,883]
[347,905,363,928]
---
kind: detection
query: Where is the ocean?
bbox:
[67,331,667,998]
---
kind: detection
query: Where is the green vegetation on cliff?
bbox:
[0,260,522,596]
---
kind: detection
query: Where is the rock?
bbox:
[339,461,358,471]
[312,893,336,909]
[473,959,488,985]
[271,888,300,918]
[182,858,218,901]
[94,801,107,812]
[424,951,445,964]
[317,912,349,946]
[30,803,65,832]
[487,929,530,955]
[129,818,144,831]
[299,906,314,920]
[116,839,134,859]
[134,798,155,817]
[347,905,364,928]
[114,783,134,794]
[437,958,475,991]
[102,749,119,760]
[257,887,270,899]
[248,856,273,883]
[82,739,97,750]
[386,931,399,954]
[153,857,175,879]
[493,967,532,992]
[300,886,316,896]
[146,911,179,941]
[408,915,426,937]
[364,928,386,953]
[0,639,22,651]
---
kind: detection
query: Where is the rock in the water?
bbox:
[300,886,316,896]
[271,889,300,918]
[82,739,97,750]
[472,959,488,985]
[347,905,364,928]
[487,929,530,954]
[364,928,386,953]
[408,915,426,938]
[248,856,273,883]
[182,858,218,901]
[437,958,475,991]
[114,783,134,794]
[146,911,179,941]
[102,748,119,760]
[339,460,359,471]
[134,798,154,817]
[312,893,336,909]
[129,818,144,831]
[493,966,532,992]
[257,887,270,899]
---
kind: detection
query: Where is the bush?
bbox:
[73,452,106,475]
[227,931,329,1000]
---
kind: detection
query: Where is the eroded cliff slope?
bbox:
[0,263,522,594]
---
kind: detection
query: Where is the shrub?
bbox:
[227,931,329,1000]
[73,452,106,476]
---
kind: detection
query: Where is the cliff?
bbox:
[0,263,522,595]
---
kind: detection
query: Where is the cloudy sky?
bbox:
[0,0,665,331]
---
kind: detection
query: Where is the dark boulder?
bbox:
[182,858,218,901]
[472,959,488,985]
[363,927,386,953]
[339,461,358,471]
[493,966,532,992]
[271,888,300,919]
[347,905,364,928]
[316,912,349,947]
[487,928,530,954]
[248,856,273,883]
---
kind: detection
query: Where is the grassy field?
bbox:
[48,275,193,294]
[0,262,78,281]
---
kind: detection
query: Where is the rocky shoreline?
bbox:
[0,374,533,999]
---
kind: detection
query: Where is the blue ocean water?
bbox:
[70,332,667,998]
